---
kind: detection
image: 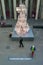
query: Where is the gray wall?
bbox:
[40,0,43,19]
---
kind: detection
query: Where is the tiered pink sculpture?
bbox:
[15,4,30,36]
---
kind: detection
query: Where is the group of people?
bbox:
[19,38,36,58]
[9,33,36,58]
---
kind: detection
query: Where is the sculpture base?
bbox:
[11,29,34,41]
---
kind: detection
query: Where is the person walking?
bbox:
[19,38,24,47]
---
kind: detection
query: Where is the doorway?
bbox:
[28,0,37,19]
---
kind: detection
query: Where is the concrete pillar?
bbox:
[35,0,40,20]
[25,0,28,9]
[0,4,2,19]
[1,0,6,20]
[30,0,33,17]
[40,0,43,19]
[41,8,43,19]
[8,0,12,18]
[13,0,16,20]
[25,0,29,17]
[20,0,22,4]
[25,0,29,13]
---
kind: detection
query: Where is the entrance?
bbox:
[28,0,37,19]
[28,0,41,19]
[32,0,37,18]
[4,0,10,19]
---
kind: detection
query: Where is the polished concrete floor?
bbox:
[0,19,43,65]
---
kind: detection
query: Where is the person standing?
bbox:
[19,38,24,47]
[30,45,36,58]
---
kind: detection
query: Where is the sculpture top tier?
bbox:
[16,4,27,14]
[15,4,30,36]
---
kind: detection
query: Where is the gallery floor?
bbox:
[0,19,43,65]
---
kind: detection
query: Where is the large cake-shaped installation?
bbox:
[15,4,30,36]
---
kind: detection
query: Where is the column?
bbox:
[30,0,33,17]
[40,0,43,19]
[20,0,22,4]
[25,0,29,17]
[35,0,40,20]
[41,7,43,19]
[13,0,16,20]
[8,0,12,18]
[0,4,1,19]
[1,0,6,20]
[25,0,28,9]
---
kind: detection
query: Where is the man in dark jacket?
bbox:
[19,38,24,47]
